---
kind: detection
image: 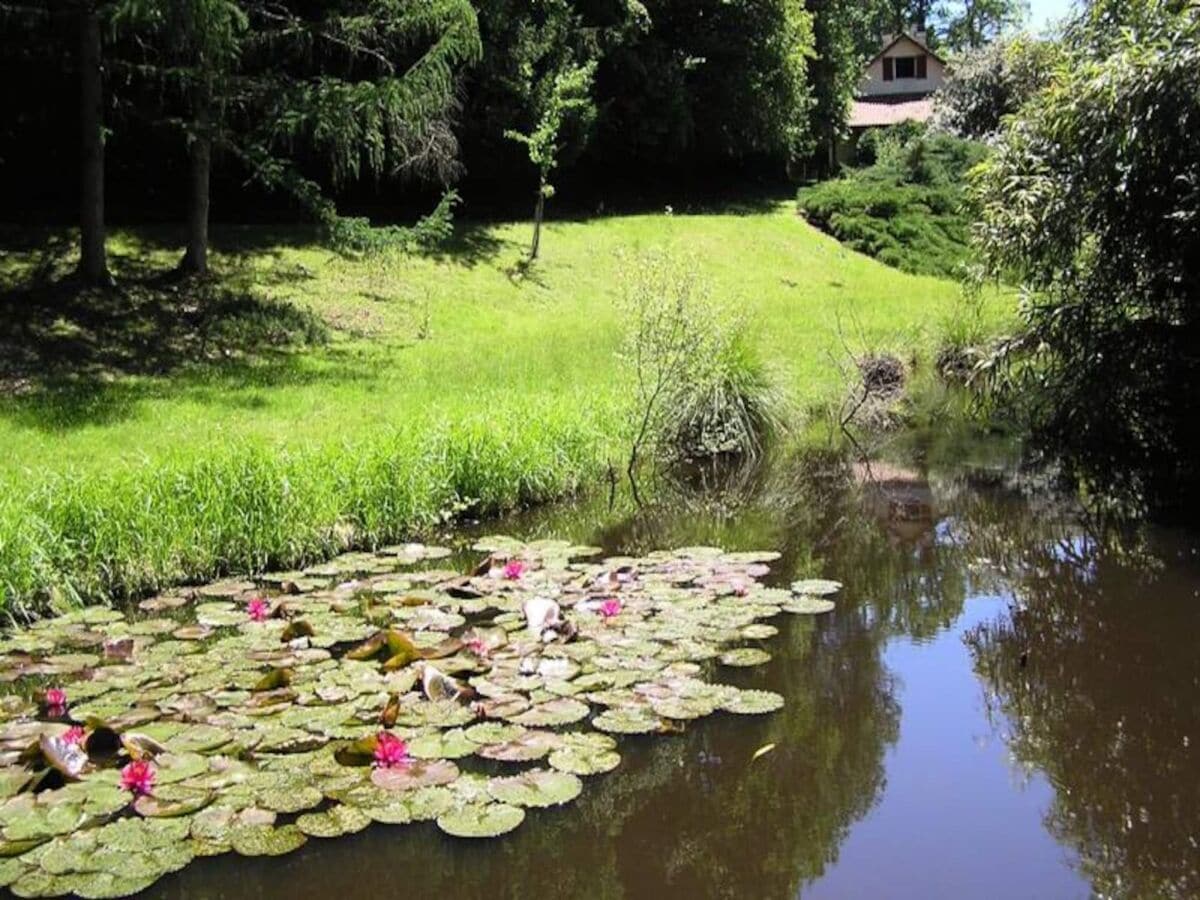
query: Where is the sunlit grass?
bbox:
[0,201,1012,613]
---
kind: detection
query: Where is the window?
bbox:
[884,54,928,81]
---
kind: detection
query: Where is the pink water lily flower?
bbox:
[465,638,490,657]
[62,726,86,746]
[246,597,271,622]
[44,687,67,708]
[120,759,157,797]
[503,560,526,580]
[598,598,623,619]
[373,732,410,769]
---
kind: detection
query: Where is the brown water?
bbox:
[134,441,1200,900]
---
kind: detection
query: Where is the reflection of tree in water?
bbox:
[965,516,1200,899]
[147,448,1025,899]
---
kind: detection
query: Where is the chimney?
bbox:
[913,27,928,44]
[881,32,895,48]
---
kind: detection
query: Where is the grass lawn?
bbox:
[0,199,1010,613]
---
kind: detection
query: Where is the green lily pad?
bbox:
[720,689,785,715]
[370,759,459,792]
[436,802,524,839]
[229,824,307,857]
[486,769,582,808]
[510,698,590,727]
[296,803,371,838]
[790,579,842,596]
[475,730,560,762]
[781,596,836,615]
[592,706,665,734]
[718,648,772,667]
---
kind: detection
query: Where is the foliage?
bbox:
[615,249,785,497]
[590,0,817,168]
[931,34,1061,138]
[798,128,988,277]
[505,60,597,258]
[969,0,1200,516]
[0,207,1009,611]
[933,0,1029,51]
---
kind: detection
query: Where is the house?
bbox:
[837,28,946,164]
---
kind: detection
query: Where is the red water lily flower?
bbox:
[62,726,86,746]
[120,759,157,797]
[44,687,67,708]
[599,598,623,619]
[465,638,489,657]
[246,597,271,622]
[503,560,526,580]
[373,732,410,769]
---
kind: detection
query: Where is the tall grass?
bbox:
[0,395,620,620]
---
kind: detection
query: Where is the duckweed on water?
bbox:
[0,539,839,897]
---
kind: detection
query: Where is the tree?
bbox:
[970,0,1200,515]
[930,34,1060,138]
[119,0,481,270]
[76,1,110,285]
[505,60,596,260]
[934,0,1028,50]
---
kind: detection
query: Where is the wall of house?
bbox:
[860,36,945,97]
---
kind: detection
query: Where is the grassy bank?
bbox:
[0,201,1009,615]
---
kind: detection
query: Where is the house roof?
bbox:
[867,30,946,67]
[848,96,934,129]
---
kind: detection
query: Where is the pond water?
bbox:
[13,437,1200,899]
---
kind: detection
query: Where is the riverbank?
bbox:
[0,202,1010,615]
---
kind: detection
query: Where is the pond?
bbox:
[4,435,1199,899]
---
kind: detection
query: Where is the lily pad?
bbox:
[296,804,371,838]
[718,648,772,667]
[720,689,785,715]
[229,824,307,857]
[370,759,459,792]
[790,579,842,596]
[436,802,524,839]
[781,596,836,615]
[486,769,582,808]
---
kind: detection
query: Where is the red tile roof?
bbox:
[849,97,934,128]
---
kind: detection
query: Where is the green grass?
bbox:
[0,201,1011,615]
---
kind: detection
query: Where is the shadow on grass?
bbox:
[0,241,364,430]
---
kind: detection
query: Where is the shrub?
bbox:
[798,129,987,279]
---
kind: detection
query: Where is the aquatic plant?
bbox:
[0,538,840,897]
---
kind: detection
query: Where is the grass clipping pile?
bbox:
[0,538,839,897]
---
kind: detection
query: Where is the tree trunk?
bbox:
[178,128,211,275]
[78,3,110,286]
[530,185,545,260]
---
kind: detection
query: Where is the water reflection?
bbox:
[138,443,1198,900]
[966,523,1200,899]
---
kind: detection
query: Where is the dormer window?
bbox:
[883,55,928,81]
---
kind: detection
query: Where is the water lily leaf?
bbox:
[463,723,524,746]
[790,579,842,597]
[296,803,371,838]
[781,596,836,615]
[547,744,620,776]
[229,824,306,857]
[370,759,459,792]
[280,620,315,642]
[257,784,323,814]
[740,624,779,640]
[475,730,560,762]
[406,729,476,760]
[592,706,666,735]
[718,648,772,667]
[510,698,590,728]
[486,769,582,808]
[251,668,293,692]
[720,689,785,715]
[436,802,524,839]
[133,787,212,818]
[68,871,161,899]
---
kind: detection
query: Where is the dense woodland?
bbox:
[0,1,1025,252]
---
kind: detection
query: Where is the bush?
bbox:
[970,0,1200,517]
[798,129,987,279]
